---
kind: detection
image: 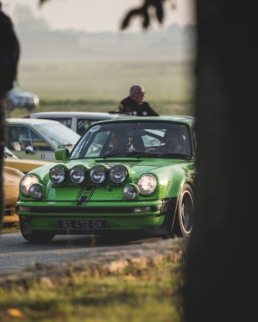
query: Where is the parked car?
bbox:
[3,148,52,225]
[16,115,196,243]
[6,86,39,112]
[3,166,24,224]
[6,118,80,161]
[4,147,53,174]
[22,111,129,135]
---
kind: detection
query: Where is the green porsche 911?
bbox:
[16,116,196,242]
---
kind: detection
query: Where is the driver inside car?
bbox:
[104,130,131,155]
[162,128,184,153]
[145,128,184,153]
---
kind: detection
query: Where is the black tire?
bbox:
[19,217,55,243]
[173,183,194,238]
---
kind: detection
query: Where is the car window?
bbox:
[7,126,53,152]
[142,129,165,147]
[7,126,26,151]
[70,122,192,159]
[77,119,90,136]
[34,122,80,148]
[84,131,109,157]
[49,118,72,129]
[36,117,72,129]
[77,119,106,136]
[30,130,53,151]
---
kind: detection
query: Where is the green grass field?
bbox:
[10,59,195,117]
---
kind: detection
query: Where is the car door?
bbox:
[7,125,56,161]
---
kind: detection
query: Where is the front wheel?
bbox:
[173,184,194,238]
[19,217,55,243]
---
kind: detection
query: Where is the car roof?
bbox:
[87,115,195,126]
[24,111,122,119]
[6,118,63,126]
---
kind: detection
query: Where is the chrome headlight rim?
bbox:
[50,165,67,184]
[138,174,157,196]
[110,165,128,184]
[29,183,45,200]
[19,175,40,196]
[123,183,139,200]
[89,165,107,184]
[69,165,87,185]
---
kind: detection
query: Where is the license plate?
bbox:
[57,220,108,230]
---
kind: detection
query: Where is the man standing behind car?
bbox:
[118,84,159,116]
[0,1,20,228]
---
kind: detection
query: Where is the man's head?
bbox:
[129,85,145,105]
[164,129,179,150]
[110,130,129,150]
[111,131,122,149]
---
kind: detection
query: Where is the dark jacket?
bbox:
[119,96,159,116]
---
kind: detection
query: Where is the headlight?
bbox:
[50,165,66,184]
[29,183,45,199]
[123,184,139,200]
[138,174,157,195]
[110,165,128,184]
[70,166,87,184]
[90,166,106,184]
[20,175,39,196]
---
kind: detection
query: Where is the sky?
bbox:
[1,0,195,33]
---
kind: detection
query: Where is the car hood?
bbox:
[3,166,24,187]
[66,157,185,169]
[21,157,194,202]
[4,157,53,174]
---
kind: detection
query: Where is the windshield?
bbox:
[34,123,80,148]
[70,121,192,159]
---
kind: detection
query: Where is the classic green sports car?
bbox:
[16,116,196,242]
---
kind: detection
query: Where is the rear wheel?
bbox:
[173,184,194,238]
[19,217,55,243]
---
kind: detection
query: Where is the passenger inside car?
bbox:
[8,127,25,151]
[145,128,185,153]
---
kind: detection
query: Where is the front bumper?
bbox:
[17,197,178,235]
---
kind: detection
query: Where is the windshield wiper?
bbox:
[126,151,191,159]
[102,150,192,159]
[125,151,160,158]
[103,152,129,158]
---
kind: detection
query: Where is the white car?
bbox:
[6,118,80,161]
[6,86,39,112]
[22,111,129,135]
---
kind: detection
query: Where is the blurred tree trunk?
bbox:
[0,7,20,229]
[184,0,258,321]
[0,111,4,229]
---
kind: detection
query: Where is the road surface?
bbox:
[0,232,162,275]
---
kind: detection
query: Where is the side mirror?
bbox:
[25,146,36,154]
[55,149,68,161]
